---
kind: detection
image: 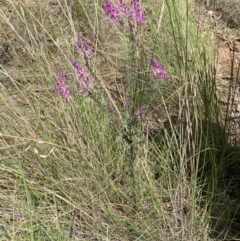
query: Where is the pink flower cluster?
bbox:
[135,105,146,117]
[151,58,170,81]
[102,0,121,24]
[76,34,95,59]
[123,98,130,107]
[102,0,147,26]
[70,60,94,98]
[128,0,147,24]
[54,60,95,99]
[54,67,70,100]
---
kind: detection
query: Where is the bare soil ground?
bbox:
[194,1,240,145]
[194,2,240,238]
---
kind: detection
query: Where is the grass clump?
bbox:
[1,0,240,240]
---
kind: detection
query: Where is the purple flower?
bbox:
[69,60,94,97]
[54,67,70,100]
[124,98,130,107]
[142,125,148,136]
[102,0,121,24]
[56,84,70,99]
[151,58,170,81]
[70,60,85,78]
[83,49,93,59]
[135,105,146,117]
[129,0,147,24]
[76,34,84,50]
[76,34,95,59]
[77,81,93,97]
[102,0,147,26]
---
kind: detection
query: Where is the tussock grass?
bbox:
[1,0,240,240]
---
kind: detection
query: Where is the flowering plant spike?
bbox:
[151,58,170,81]
[102,0,148,27]
[54,67,70,100]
